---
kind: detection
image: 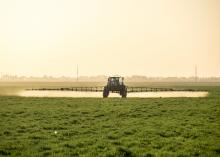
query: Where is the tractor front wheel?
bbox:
[121,87,127,98]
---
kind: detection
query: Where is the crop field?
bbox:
[0,82,220,157]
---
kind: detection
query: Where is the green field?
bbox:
[0,82,220,157]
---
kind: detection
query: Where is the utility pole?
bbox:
[195,65,197,83]
[77,64,79,82]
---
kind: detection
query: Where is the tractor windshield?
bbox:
[110,78,118,86]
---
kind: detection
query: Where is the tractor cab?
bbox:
[107,77,124,87]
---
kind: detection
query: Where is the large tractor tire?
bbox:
[103,87,109,98]
[121,87,127,98]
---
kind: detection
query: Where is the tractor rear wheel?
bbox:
[121,87,127,98]
[103,87,109,98]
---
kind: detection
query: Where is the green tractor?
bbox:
[103,77,127,98]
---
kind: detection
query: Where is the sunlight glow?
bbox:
[0,0,220,77]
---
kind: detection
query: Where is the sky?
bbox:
[0,0,220,77]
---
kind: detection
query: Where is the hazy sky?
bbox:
[0,0,220,77]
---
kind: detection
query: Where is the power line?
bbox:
[77,64,79,82]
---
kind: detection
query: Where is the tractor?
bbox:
[103,77,127,98]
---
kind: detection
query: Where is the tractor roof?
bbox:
[109,76,121,78]
[108,75,122,78]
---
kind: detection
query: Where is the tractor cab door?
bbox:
[108,77,119,87]
[119,77,124,85]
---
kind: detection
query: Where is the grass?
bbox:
[0,83,220,156]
